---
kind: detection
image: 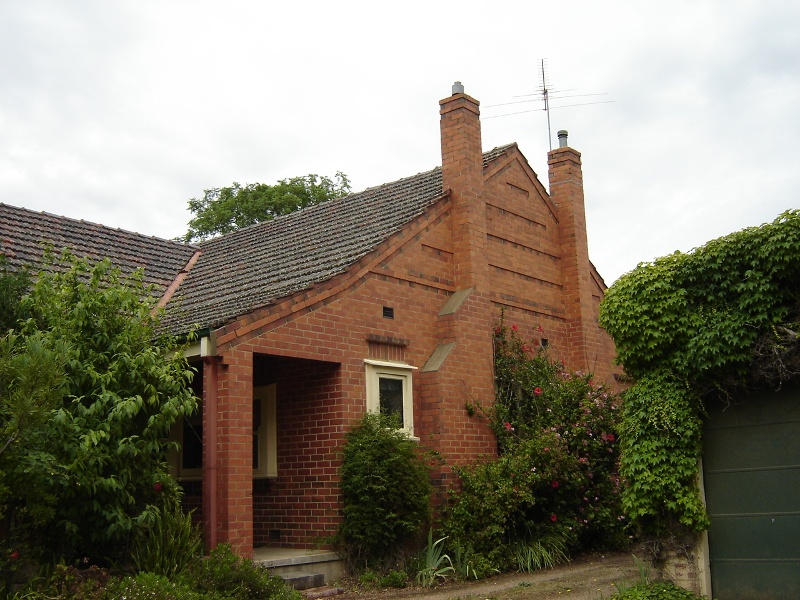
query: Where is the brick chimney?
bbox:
[439,82,487,290]
[547,132,596,373]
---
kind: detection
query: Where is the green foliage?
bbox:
[618,372,709,534]
[0,331,70,530]
[183,172,351,242]
[5,546,299,600]
[599,210,800,536]
[4,252,198,562]
[0,258,30,334]
[510,526,568,572]
[358,568,408,589]
[180,543,301,600]
[444,319,625,571]
[103,572,205,600]
[131,498,202,578]
[0,332,68,458]
[338,412,432,569]
[600,210,800,385]
[610,580,704,599]
[414,530,454,587]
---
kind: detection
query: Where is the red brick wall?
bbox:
[214,348,253,556]
[251,356,342,548]
[205,90,619,553]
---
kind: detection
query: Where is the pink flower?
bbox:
[9,551,19,560]
[550,514,557,523]
[511,324,518,331]
[153,482,163,492]
[607,433,615,442]
[534,387,543,396]
[504,421,514,432]
[551,480,559,489]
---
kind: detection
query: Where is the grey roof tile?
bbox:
[0,203,197,297]
[161,165,448,333]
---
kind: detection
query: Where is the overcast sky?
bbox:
[2,1,798,283]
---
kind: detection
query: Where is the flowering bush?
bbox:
[444,318,626,568]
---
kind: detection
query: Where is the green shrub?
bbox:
[131,498,203,578]
[5,253,198,563]
[379,569,408,588]
[103,572,205,600]
[359,568,408,589]
[611,580,704,599]
[444,433,580,570]
[443,318,626,573]
[338,413,432,569]
[179,543,300,600]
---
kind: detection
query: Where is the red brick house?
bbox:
[0,84,618,559]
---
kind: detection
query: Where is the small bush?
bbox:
[338,413,432,569]
[379,569,408,588]
[611,580,704,599]
[103,572,204,600]
[179,543,300,600]
[131,498,203,578]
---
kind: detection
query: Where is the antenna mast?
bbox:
[540,59,553,150]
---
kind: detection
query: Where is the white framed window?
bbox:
[253,384,278,478]
[364,360,417,437]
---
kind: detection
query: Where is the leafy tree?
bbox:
[0,257,30,333]
[599,209,800,537]
[0,330,70,544]
[4,252,198,562]
[182,172,351,242]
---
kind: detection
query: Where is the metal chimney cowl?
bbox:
[557,130,569,148]
[452,81,464,95]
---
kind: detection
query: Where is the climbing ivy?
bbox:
[599,209,800,535]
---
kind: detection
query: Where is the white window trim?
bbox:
[253,384,278,478]
[364,359,417,439]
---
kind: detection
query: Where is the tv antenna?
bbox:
[484,59,613,150]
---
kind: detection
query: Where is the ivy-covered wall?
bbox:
[599,209,800,535]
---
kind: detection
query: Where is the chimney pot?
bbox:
[557,130,569,148]
[452,81,464,95]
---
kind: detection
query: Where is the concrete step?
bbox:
[254,548,344,585]
[279,572,325,590]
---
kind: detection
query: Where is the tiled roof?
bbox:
[161,165,448,333]
[1,145,516,335]
[0,203,197,297]
[483,143,516,166]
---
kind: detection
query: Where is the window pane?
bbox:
[182,417,203,470]
[379,376,404,422]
